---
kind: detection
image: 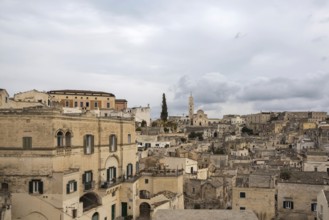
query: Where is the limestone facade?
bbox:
[277,171,329,220]
[0,108,183,220]
[317,189,329,220]
[125,106,151,126]
[192,110,209,127]
[48,89,122,111]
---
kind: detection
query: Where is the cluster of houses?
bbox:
[1,88,329,220]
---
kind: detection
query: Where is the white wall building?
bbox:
[296,137,315,153]
[231,116,245,125]
[160,157,198,174]
[126,106,151,126]
[317,189,329,220]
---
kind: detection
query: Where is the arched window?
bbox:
[109,135,117,152]
[57,131,64,147]
[65,132,72,147]
[92,212,99,220]
[84,134,94,155]
[127,163,133,178]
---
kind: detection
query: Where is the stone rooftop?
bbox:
[153,209,259,220]
[279,171,328,185]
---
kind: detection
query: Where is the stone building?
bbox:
[232,173,276,220]
[192,110,209,127]
[0,184,11,220]
[0,107,183,220]
[318,124,329,151]
[303,151,329,172]
[0,89,9,107]
[14,89,53,106]
[125,106,151,126]
[184,178,227,209]
[317,189,329,220]
[277,171,329,220]
[48,89,127,111]
[0,89,45,109]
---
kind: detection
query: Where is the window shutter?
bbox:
[39,181,43,194]
[29,181,33,193]
[90,172,93,181]
[82,173,86,183]
[66,183,70,194]
[83,136,87,154]
[291,202,294,209]
[91,135,94,154]
[283,201,286,208]
[114,167,117,178]
[107,168,110,181]
[115,136,117,151]
[28,137,32,148]
[74,181,77,191]
[109,136,111,151]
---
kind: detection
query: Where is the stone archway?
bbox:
[139,202,151,219]
[80,192,102,212]
[24,212,48,220]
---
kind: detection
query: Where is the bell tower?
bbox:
[188,93,194,125]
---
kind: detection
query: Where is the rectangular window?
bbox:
[94,102,98,108]
[29,180,43,194]
[84,135,94,155]
[107,103,110,108]
[110,135,117,152]
[283,201,294,209]
[240,192,246,198]
[240,207,246,210]
[145,179,149,184]
[72,209,77,218]
[65,101,69,107]
[107,167,117,183]
[83,171,93,191]
[74,101,78,107]
[127,164,133,177]
[66,180,78,194]
[23,137,32,149]
[80,102,83,107]
[128,134,131,144]
[311,203,317,212]
[86,102,89,107]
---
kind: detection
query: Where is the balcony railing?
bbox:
[100,179,120,189]
[84,181,95,191]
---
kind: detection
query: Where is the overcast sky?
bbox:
[1,0,329,118]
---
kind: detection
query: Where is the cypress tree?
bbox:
[160,93,168,121]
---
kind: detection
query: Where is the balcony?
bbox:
[100,179,121,189]
[84,181,95,191]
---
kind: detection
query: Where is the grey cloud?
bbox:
[238,74,329,102]
[1,0,329,118]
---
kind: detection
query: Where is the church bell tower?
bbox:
[188,93,194,125]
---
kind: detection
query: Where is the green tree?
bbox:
[160,93,168,121]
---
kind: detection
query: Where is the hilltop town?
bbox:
[1,88,329,220]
